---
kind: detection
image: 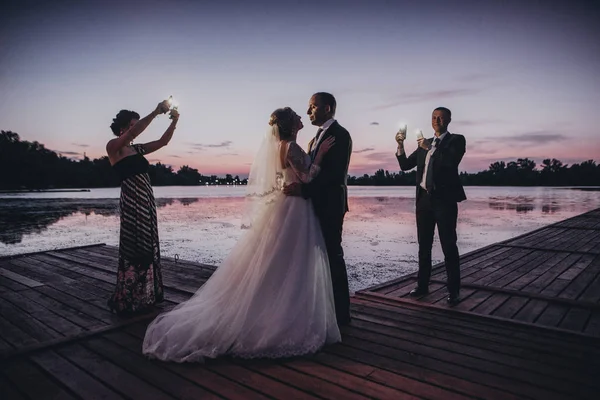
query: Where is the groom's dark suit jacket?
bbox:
[302,121,352,216]
[397,132,467,203]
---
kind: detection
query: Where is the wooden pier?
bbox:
[1,209,599,399]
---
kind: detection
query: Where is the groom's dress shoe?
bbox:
[409,287,429,297]
[447,293,461,305]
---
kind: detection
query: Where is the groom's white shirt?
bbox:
[313,118,336,149]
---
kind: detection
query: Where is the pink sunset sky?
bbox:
[2,0,599,176]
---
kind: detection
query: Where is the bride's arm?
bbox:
[286,142,322,183]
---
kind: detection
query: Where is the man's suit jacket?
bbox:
[302,121,352,218]
[397,132,467,203]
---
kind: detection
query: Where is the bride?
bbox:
[142,107,341,362]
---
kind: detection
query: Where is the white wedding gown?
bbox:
[142,141,341,363]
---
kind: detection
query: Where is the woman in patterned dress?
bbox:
[106,100,179,315]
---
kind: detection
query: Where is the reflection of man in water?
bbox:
[394,107,466,305]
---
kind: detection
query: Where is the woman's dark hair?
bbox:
[269,107,296,141]
[110,109,140,136]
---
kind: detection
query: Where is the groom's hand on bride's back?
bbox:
[283,182,302,197]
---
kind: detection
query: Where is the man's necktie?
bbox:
[310,128,324,158]
[425,138,441,192]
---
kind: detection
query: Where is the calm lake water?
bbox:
[1,186,599,292]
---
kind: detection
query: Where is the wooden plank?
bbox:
[578,231,600,253]
[503,251,572,291]
[535,303,570,328]
[0,297,62,343]
[349,305,585,371]
[326,342,522,400]
[453,289,494,312]
[491,296,529,319]
[28,253,189,304]
[56,343,176,400]
[544,254,596,298]
[48,250,209,294]
[0,314,38,349]
[471,293,510,315]
[123,323,319,399]
[96,324,265,399]
[512,299,549,323]
[350,299,597,363]
[354,293,600,354]
[282,358,423,400]
[35,286,116,325]
[522,253,582,294]
[1,259,102,303]
[0,268,44,288]
[308,351,474,400]
[469,250,548,287]
[1,359,76,400]
[30,351,125,399]
[559,308,592,332]
[338,331,565,400]
[433,246,527,282]
[485,251,556,289]
[0,277,29,293]
[14,288,107,331]
[584,312,600,336]
[456,248,533,284]
[88,333,230,400]
[240,360,371,400]
[0,291,84,337]
[347,317,595,389]
[579,270,600,303]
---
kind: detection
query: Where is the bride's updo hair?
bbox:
[269,107,295,140]
[110,110,140,136]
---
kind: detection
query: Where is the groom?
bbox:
[284,92,353,325]
[396,107,466,305]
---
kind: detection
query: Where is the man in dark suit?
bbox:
[284,92,353,325]
[396,107,466,305]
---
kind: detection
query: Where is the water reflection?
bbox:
[488,196,537,213]
[0,198,198,245]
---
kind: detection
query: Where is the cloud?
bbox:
[190,140,232,149]
[374,88,482,110]
[168,155,181,158]
[71,143,90,148]
[221,152,239,156]
[467,143,499,155]
[453,119,503,127]
[363,151,394,161]
[505,132,568,143]
[369,122,380,126]
[478,131,568,144]
[187,141,233,151]
[353,147,375,154]
[56,151,79,156]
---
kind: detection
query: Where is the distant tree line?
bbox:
[0,131,245,190]
[349,158,600,187]
[1,130,598,190]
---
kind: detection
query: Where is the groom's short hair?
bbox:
[313,92,337,116]
[433,107,451,119]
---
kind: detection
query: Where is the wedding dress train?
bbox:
[142,139,341,362]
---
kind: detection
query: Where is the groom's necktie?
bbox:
[425,138,441,192]
[310,128,324,157]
